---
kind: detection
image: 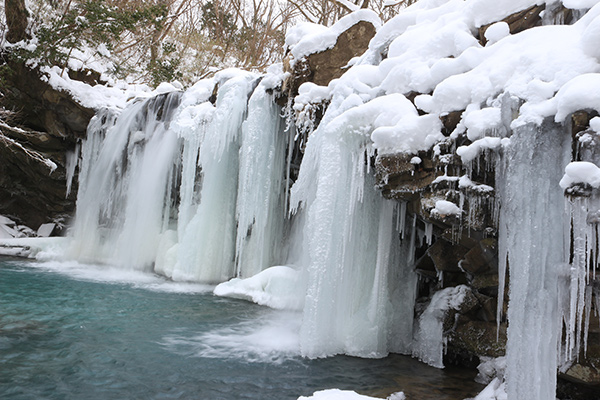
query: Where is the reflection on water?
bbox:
[0,259,483,399]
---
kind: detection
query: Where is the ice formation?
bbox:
[59,0,600,397]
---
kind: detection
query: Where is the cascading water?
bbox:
[69,92,182,269]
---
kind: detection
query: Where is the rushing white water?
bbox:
[67,67,418,360]
[70,93,183,269]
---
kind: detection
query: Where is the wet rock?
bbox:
[448,318,507,358]
[0,59,93,228]
[0,124,74,229]
[375,153,436,201]
[427,239,469,273]
[474,293,497,323]
[2,60,95,139]
[68,68,106,87]
[470,273,499,293]
[440,111,463,136]
[308,21,376,86]
[560,332,600,386]
[460,238,498,275]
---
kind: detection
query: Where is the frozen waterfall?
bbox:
[68,70,416,359]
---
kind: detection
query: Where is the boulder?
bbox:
[281,20,377,98]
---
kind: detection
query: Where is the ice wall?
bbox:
[496,120,570,400]
[168,73,256,282]
[289,81,417,358]
[235,81,288,279]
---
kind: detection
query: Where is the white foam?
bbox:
[161,311,301,363]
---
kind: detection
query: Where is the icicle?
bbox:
[172,73,256,283]
[234,83,287,278]
[424,221,433,246]
[65,142,80,198]
[289,89,416,358]
[397,201,407,239]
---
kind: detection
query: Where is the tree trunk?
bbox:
[5,0,30,43]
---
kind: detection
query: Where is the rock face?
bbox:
[0,58,94,230]
[281,19,377,99]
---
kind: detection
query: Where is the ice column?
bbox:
[235,82,287,278]
[497,119,570,400]
[290,95,414,358]
[171,73,256,282]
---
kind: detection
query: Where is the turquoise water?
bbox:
[0,258,483,399]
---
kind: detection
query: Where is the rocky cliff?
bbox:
[0,57,95,231]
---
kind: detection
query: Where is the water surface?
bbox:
[0,258,483,399]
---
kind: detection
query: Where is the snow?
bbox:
[297,389,404,400]
[475,356,507,384]
[284,0,600,159]
[484,22,510,45]
[0,237,68,259]
[563,0,600,9]
[36,223,55,237]
[559,161,600,188]
[431,200,462,217]
[469,378,507,400]
[0,133,57,173]
[456,137,505,163]
[590,116,600,131]
[554,73,600,122]
[214,266,305,310]
[462,107,505,141]
[287,10,382,60]
[42,65,154,110]
[459,175,494,192]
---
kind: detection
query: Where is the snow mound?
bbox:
[214,266,305,310]
[559,161,600,189]
[298,389,404,400]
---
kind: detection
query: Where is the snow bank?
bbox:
[287,0,600,157]
[298,389,404,400]
[42,65,155,110]
[213,266,305,310]
[0,237,69,259]
[431,200,462,217]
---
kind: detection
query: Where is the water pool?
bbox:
[0,258,483,399]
